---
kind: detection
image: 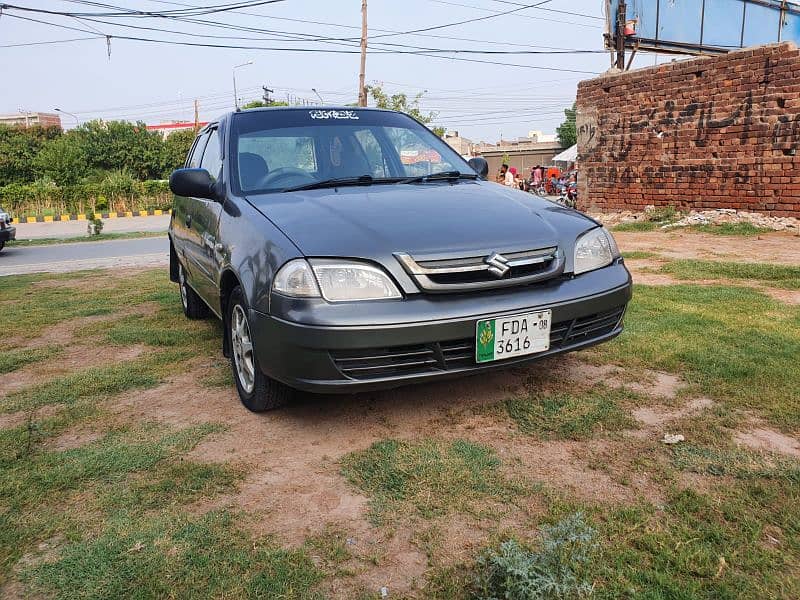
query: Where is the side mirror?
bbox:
[170,168,216,200]
[467,156,489,179]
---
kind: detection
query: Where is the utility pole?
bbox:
[358,0,368,107]
[193,99,199,132]
[262,85,274,106]
[615,0,626,70]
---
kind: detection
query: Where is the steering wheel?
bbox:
[260,168,316,187]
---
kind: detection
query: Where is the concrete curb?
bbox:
[12,209,171,225]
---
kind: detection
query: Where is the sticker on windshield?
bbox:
[309,109,359,120]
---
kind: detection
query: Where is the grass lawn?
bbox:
[660,259,800,289]
[1,256,799,598]
[8,231,166,247]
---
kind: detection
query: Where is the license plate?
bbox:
[475,310,552,363]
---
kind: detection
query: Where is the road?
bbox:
[0,236,169,276]
[14,215,170,240]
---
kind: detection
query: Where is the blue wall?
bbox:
[609,0,800,52]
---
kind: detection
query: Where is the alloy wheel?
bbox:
[231,304,255,394]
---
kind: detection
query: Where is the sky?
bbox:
[0,0,672,142]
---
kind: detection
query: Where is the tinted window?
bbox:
[230,109,472,194]
[187,133,208,168]
[200,128,222,179]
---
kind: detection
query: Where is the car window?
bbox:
[240,135,317,172]
[230,109,473,194]
[187,133,208,168]
[200,128,222,179]
[385,126,457,177]
[353,129,387,177]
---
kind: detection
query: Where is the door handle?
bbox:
[185,214,192,227]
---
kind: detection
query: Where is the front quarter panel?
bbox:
[218,196,301,313]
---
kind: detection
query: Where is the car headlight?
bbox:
[273,259,401,302]
[573,227,620,275]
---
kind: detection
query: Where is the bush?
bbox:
[0,178,172,218]
[474,513,597,600]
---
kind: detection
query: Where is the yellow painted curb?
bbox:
[93,213,102,219]
[138,210,148,217]
[154,209,162,216]
[26,216,37,223]
[43,215,53,222]
[59,215,70,221]
[107,213,118,218]
[124,211,133,217]
[77,214,87,221]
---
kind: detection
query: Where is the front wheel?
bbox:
[227,286,293,412]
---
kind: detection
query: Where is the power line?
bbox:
[0,9,604,68]
[141,0,599,49]
[0,35,103,47]
[5,3,603,55]
[482,0,604,21]
[370,0,555,39]
[0,0,289,18]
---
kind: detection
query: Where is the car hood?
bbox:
[245,181,593,259]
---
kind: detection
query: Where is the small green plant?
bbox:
[645,204,679,223]
[474,513,597,600]
[86,214,104,235]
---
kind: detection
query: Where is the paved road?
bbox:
[14,215,170,240]
[0,236,169,276]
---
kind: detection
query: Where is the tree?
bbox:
[556,102,577,148]
[162,129,197,175]
[33,133,89,186]
[0,125,61,185]
[76,120,166,180]
[241,100,289,109]
[366,85,445,137]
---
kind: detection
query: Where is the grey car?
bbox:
[168,107,631,412]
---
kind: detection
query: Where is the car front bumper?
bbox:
[0,225,16,243]
[249,262,632,393]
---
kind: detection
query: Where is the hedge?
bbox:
[0,180,172,218]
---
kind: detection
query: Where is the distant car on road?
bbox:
[168,107,631,412]
[0,208,15,252]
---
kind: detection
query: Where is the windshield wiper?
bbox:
[400,171,478,184]
[283,175,374,192]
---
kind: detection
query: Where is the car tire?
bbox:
[178,262,209,319]
[227,285,292,412]
[0,241,4,252]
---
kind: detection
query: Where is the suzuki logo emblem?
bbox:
[485,252,510,278]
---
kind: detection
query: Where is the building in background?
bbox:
[146,121,208,138]
[443,130,474,156]
[0,112,62,129]
[527,130,558,143]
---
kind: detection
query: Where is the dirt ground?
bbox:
[614,230,800,265]
[3,230,800,597]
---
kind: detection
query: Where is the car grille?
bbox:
[331,306,625,381]
[395,246,565,292]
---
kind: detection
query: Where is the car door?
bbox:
[172,131,209,280]
[186,125,224,306]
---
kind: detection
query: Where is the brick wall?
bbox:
[576,43,800,217]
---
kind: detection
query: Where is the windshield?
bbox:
[230,109,475,194]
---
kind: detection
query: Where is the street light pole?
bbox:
[311,88,324,104]
[54,108,79,128]
[232,61,253,109]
